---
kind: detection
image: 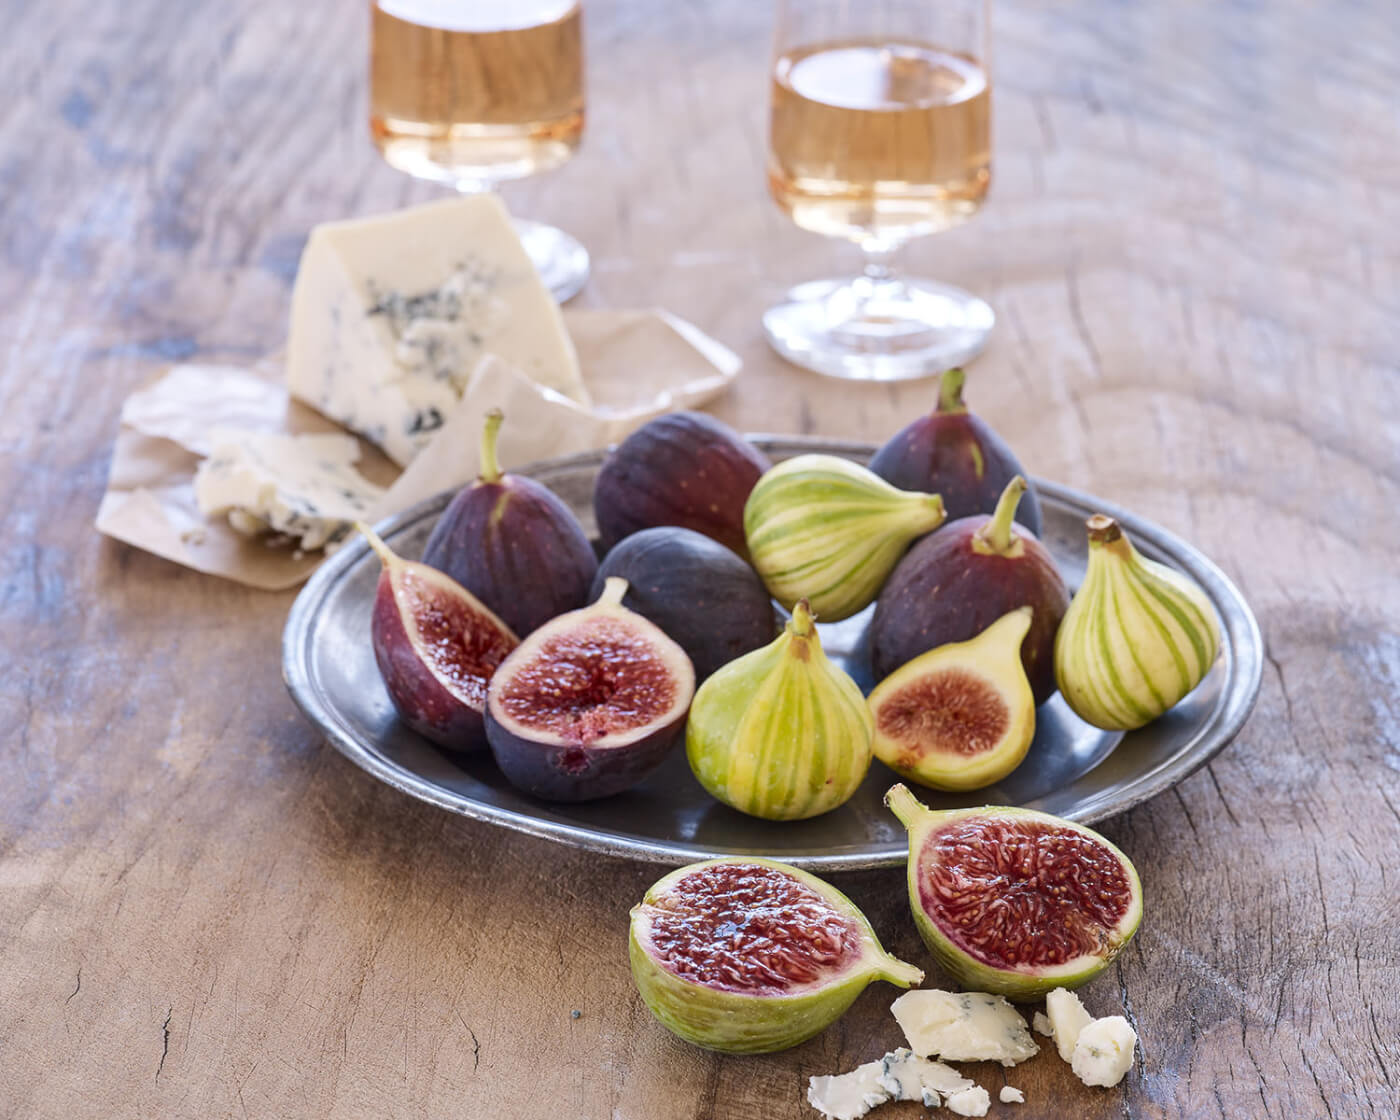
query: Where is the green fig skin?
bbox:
[1054,515,1222,730]
[886,785,1144,1003]
[686,601,872,821]
[628,857,923,1053]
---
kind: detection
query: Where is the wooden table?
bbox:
[2,1,1396,1116]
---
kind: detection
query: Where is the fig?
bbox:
[484,577,695,801]
[869,367,1044,536]
[868,608,1036,792]
[871,475,1068,704]
[628,857,923,1053]
[590,527,777,681]
[886,784,1143,1001]
[422,409,598,638]
[686,600,873,820]
[593,411,771,559]
[745,455,946,622]
[1054,514,1222,730]
[362,524,519,752]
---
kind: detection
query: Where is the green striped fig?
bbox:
[744,454,946,621]
[887,784,1143,1002]
[1054,514,1221,730]
[629,857,923,1052]
[686,600,873,820]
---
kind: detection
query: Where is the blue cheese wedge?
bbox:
[286,194,586,467]
[194,430,384,552]
[890,990,1039,1067]
[806,1060,889,1120]
[1070,1015,1137,1087]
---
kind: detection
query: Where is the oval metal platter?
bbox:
[283,437,1262,871]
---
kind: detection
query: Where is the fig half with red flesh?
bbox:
[485,577,695,801]
[887,784,1143,1001]
[871,475,1069,704]
[629,857,923,1053]
[593,411,771,560]
[421,409,598,639]
[363,525,519,753]
[869,366,1044,536]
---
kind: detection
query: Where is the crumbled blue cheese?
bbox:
[999,1085,1025,1104]
[1032,1011,1054,1038]
[806,1060,889,1120]
[285,195,586,468]
[943,1085,991,1117]
[889,990,1039,1067]
[1070,1015,1137,1087]
[877,1048,974,1104]
[193,430,384,552]
[1044,987,1094,1063]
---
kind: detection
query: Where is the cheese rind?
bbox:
[193,430,384,551]
[890,989,1039,1067]
[286,194,586,467]
[1070,1015,1137,1087]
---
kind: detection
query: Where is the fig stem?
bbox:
[937,367,968,414]
[878,955,926,988]
[479,408,505,484]
[789,599,816,638]
[597,575,630,607]
[356,521,397,568]
[1087,513,1125,546]
[976,475,1027,554]
[884,783,928,829]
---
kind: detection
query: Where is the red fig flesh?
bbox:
[593,411,771,559]
[364,525,519,753]
[422,409,598,638]
[871,476,1068,704]
[869,367,1044,536]
[485,577,696,801]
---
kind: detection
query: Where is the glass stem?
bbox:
[861,240,902,285]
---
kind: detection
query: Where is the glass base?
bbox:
[513,218,590,304]
[763,276,994,381]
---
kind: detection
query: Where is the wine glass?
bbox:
[764,0,995,380]
[369,0,590,302]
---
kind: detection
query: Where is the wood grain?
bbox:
[1,0,1397,1117]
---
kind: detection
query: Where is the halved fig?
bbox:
[363,524,519,753]
[868,608,1036,792]
[629,857,923,1053]
[886,784,1143,1002]
[485,577,695,801]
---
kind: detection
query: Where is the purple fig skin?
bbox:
[486,578,697,802]
[870,514,1069,705]
[868,368,1043,536]
[366,530,519,753]
[590,527,777,681]
[422,411,598,638]
[594,412,771,559]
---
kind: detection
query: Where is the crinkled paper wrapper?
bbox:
[96,309,740,590]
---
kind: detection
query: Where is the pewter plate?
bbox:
[283,438,1262,870]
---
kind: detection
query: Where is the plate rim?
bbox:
[283,436,1263,870]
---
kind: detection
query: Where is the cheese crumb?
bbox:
[1070,1016,1137,1087]
[1032,1011,1053,1038]
[944,1085,991,1117]
[999,1085,1025,1104]
[1045,987,1094,1063]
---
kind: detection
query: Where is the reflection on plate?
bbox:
[283,437,1262,871]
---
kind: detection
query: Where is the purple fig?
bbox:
[364,524,519,752]
[485,577,696,801]
[593,412,771,559]
[590,527,777,681]
[870,476,1069,704]
[868,367,1043,536]
[422,409,598,638]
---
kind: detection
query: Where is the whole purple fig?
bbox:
[422,410,598,638]
[868,367,1043,536]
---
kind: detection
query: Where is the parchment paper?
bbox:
[95,309,741,590]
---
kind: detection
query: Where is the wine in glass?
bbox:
[370,0,590,302]
[764,0,994,380]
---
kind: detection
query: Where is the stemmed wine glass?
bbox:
[369,0,590,302]
[764,0,994,379]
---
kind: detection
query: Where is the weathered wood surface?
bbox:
[1,1,1397,1117]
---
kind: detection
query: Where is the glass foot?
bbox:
[763,276,994,381]
[513,218,590,304]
